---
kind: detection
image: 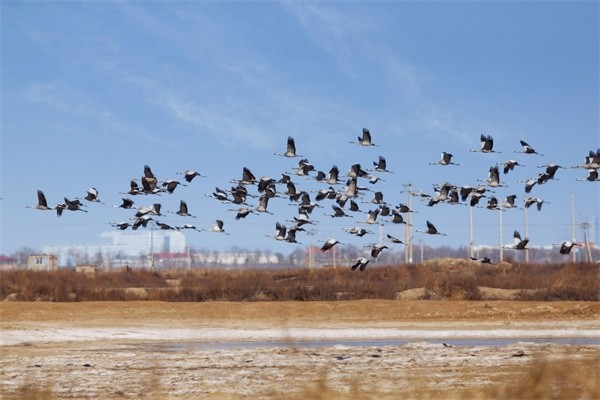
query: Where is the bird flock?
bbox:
[28,130,598,270]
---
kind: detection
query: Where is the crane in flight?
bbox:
[504,230,529,250]
[274,136,302,157]
[350,128,379,147]
[350,257,370,271]
[470,134,499,153]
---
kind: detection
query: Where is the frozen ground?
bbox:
[1,301,598,398]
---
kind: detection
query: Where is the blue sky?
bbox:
[1,1,598,257]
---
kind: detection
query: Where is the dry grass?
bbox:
[1,260,598,302]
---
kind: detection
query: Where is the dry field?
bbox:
[1,300,599,399]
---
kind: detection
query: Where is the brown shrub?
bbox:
[1,261,598,302]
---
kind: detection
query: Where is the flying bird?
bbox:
[26,190,53,211]
[417,220,446,236]
[350,128,378,147]
[114,198,135,209]
[169,200,196,218]
[110,222,131,230]
[367,243,389,258]
[275,136,302,157]
[576,169,599,182]
[430,152,459,166]
[177,170,206,183]
[516,140,543,156]
[498,160,524,175]
[504,230,529,250]
[203,219,229,235]
[320,238,341,252]
[470,134,499,153]
[350,257,370,271]
[384,234,404,244]
[554,241,582,255]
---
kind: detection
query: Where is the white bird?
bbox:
[416,220,446,236]
[350,127,378,146]
[516,140,543,156]
[350,257,370,271]
[26,190,53,211]
[504,230,529,250]
[430,152,459,166]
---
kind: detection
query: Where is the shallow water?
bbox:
[130,337,600,352]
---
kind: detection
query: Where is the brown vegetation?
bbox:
[1,260,598,302]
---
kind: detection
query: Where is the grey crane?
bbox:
[110,222,131,230]
[114,198,135,209]
[344,226,372,237]
[229,207,257,220]
[320,238,341,252]
[576,169,599,182]
[367,243,388,258]
[516,140,543,156]
[327,205,351,218]
[177,169,206,183]
[504,230,529,250]
[385,234,404,244]
[162,179,186,194]
[350,127,378,146]
[470,256,493,264]
[430,152,459,166]
[416,220,446,236]
[498,160,524,174]
[80,187,103,203]
[470,134,499,153]
[169,200,196,218]
[203,219,229,235]
[176,224,201,232]
[371,156,392,173]
[26,190,53,211]
[524,197,549,211]
[274,136,302,157]
[350,257,370,271]
[554,241,582,255]
[479,166,505,187]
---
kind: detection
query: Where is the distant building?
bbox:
[27,254,57,271]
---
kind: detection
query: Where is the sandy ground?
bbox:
[1,300,599,399]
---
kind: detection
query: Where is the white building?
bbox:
[42,230,186,267]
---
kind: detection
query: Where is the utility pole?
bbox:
[582,223,593,263]
[571,193,576,263]
[524,206,529,263]
[403,183,414,264]
[149,225,155,272]
[499,202,503,262]
[469,205,474,258]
